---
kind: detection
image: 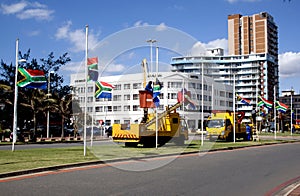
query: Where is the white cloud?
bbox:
[105,63,126,73]
[134,20,149,27]
[156,23,167,31]
[55,21,101,53]
[279,52,300,78]
[17,8,54,20]
[190,38,228,56]
[1,1,26,14]
[0,1,54,21]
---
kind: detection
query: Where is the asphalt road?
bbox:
[1,142,300,195]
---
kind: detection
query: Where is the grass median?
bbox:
[0,137,298,175]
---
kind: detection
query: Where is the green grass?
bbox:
[0,138,298,175]
[0,147,97,174]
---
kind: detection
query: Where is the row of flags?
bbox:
[236,93,290,113]
[16,57,114,100]
[16,62,290,112]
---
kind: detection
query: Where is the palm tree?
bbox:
[55,94,73,138]
[20,89,57,140]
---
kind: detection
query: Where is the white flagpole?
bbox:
[233,73,236,143]
[84,25,88,156]
[155,46,158,149]
[201,62,204,146]
[12,38,19,151]
[91,83,95,147]
[211,83,214,111]
[274,85,276,140]
[291,87,293,136]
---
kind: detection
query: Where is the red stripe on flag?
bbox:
[87,57,98,65]
[100,81,114,88]
[27,69,45,76]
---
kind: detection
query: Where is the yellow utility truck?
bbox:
[205,110,251,141]
[112,91,188,147]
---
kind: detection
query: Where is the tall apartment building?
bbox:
[228,12,279,99]
[170,52,268,115]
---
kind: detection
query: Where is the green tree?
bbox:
[0,50,71,137]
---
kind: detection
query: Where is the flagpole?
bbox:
[233,72,236,143]
[201,62,204,146]
[155,46,158,149]
[91,84,95,147]
[274,85,276,140]
[211,83,214,111]
[291,87,293,136]
[84,25,88,156]
[12,38,19,151]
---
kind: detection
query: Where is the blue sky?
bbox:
[0,0,299,94]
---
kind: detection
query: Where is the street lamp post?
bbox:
[146,39,156,73]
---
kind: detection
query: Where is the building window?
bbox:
[114,120,120,124]
[113,95,122,101]
[168,82,182,88]
[133,105,140,111]
[133,83,142,89]
[87,107,93,113]
[79,87,84,93]
[87,86,93,93]
[87,96,93,103]
[133,94,139,100]
[114,84,121,90]
[124,83,131,90]
[79,97,85,103]
[104,106,112,112]
[113,106,121,111]
[220,91,225,97]
[220,100,225,106]
[95,106,103,112]
[124,120,130,124]
[188,83,196,89]
[124,105,130,111]
[124,94,131,100]
[204,95,208,101]
[168,93,177,99]
[105,120,111,126]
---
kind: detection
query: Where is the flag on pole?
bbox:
[236,94,251,105]
[275,101,289,113]
[153,83,161,108]
[177,88,196,109]
[17,68,47,89]
[95,81,114,98]
[87,57,99,81]
[258,96,273,109]
[152,78,163,107]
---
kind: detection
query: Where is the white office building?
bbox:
[70,72,233,130]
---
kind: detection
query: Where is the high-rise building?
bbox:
[228,12,279,99]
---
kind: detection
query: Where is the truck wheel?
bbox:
[226,133,233,142]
